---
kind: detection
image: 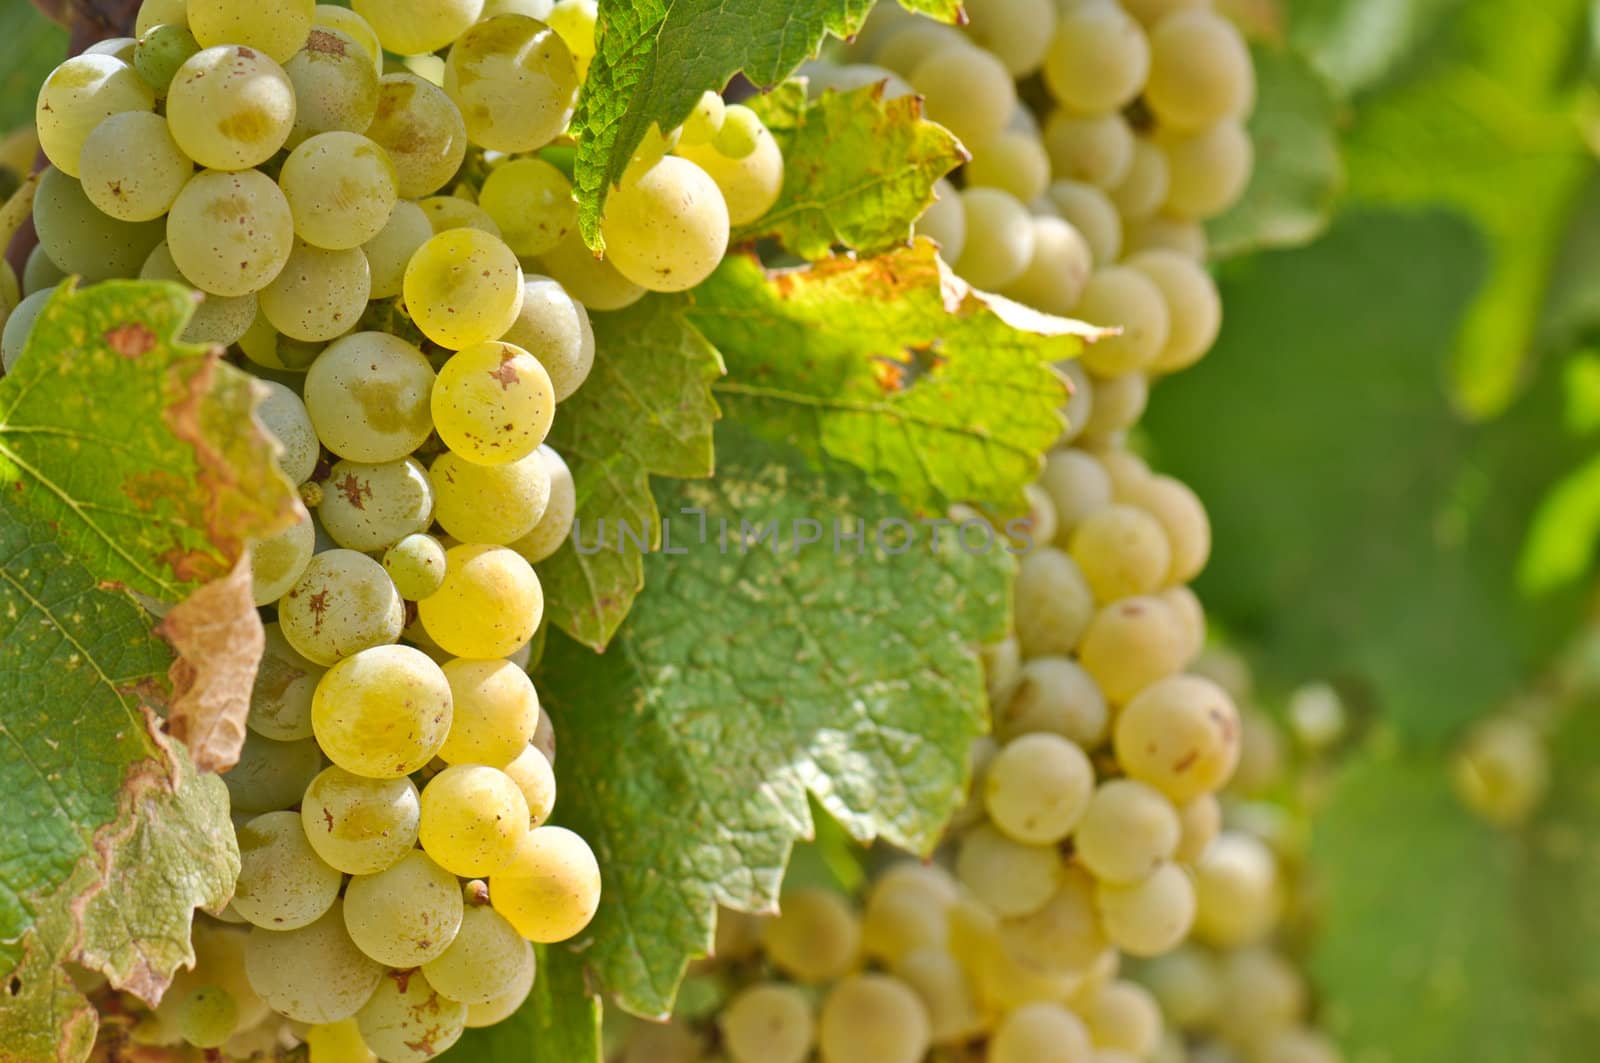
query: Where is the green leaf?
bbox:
[1207,45,1345,259]
[1143,208,1590,743]
[0,281,299,601]
[686,242,1081,514]
[0,506,237,1059]
[739,81,966,260]
[0,4,63,137]
[536,296,724,652]
[574,0,877,249]
[535,424,1010,1016]
[1289,0,1468,95]
[438,945,602,1063]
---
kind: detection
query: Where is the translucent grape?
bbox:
[77,111,190,223]
[1039,447,1112,539]
[953,187,1033,291]
[914,178,965,261]
[250,382,320,482]
[344,849,464,968]
[311,643,451,778]
[500,275,594,400]
[354,0,483,57]
[444,15,579,153]
[244,905,383,1023]
[1047,179,1124,264]
[1117,674,1241,802]
[600,156,730,292]
[141,243,256,347]
[675,117,786,227]
[486,826,598,944]
[280,132,397,250]
[423,903,535,1006]
[1044,1,1149,112]
[1013,547,1095,657]
[188,0,313,62]
[23,247,66,296]
[259,241,370,342]
[383,533,448,600]
[510,445,576,563]
[962,0,1057,76]
[1124,473,1210,585]
[366,73,469,199]
[1162,585,1206,667]
[303,332,437,462]
[1074,266,1172,376]
[995,866,1109,979]
[859,870,951,964]
[136,0,190,37]
[318,457,434,552]
[278,549,405,665]
[315,4,384,73]
[996,656,1108,746]
[433,660,539,770]
[504,744,556,827]
[431,449,549,545]
[984,732,1094,846]
[480,159,576,257]
[1080,371,1148,443]
[301,765,420,874]
[284,28,380,148]
[420,194,502,236]
[249,622,324,740]
[955,823,1062,918]
[36,55,155,178]
[431,341,553,464]
[545,0,597,80]
[1175,791,1222,864]
[249,510,315,607]
[538,228,645,310]
[222,732,323,814]
[1002,215,1093,315]
[166,45,295,170]
[419,544,544,658]
[908,44,1015,152]
[1069,502,1172,602]
[1077,595,1189,704]
[1096,447,1153,499]
[1110,138,1172,223]
[357,969,468,1062]
[232,811,342,930]
[464,952,536,1027]
[817,974,930,1063]
[1158,121,1255,221]
[1073,779,1181,884]
[1,289,52,373]
[405,228,525,349]
[965,128,1051,203]
[363,200,432,299]
[34,166,164,283]
[759,886,861,983]
[1192,833,1280,947]
[1146,10,1254,132]
[167,169,295,297]
[1129,248,1222,373]
[891,947,984,1044]
[419,764,529,877]
[175,985,237,1048]
[720,983,814,1063]
[680,90,726,146]
[1043,111,1134,191]
[991,1002,1093,1063]
[1081,980,1163,1056]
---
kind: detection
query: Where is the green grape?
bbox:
[817,974,930,1063]
[1018,482,1060,546]
[758,886,860,983]
[1116,674,1241,802]
[383,532,447,600]
[280,132,398,251]
[1047,179,1123,265]
[1073,779,1181,884]
[1078,981,1162,1056]
[1125,213,1207,261]
[1002,216,1093,315]
[981,636,1023,708]
[1128,248,1222,373]
[490,825,599,943]
[311,643,452,777]
[141,243,256,346]
[315,4,383,74]
[300,765,420,874]
[1076,595,1187,704]
[600,156,729,293]
[34,166,164,283]
[674,122,785,227]
[239,311,325,371]
[166,46,295,170]
[1123,473,1210,585]
[305,1017,376,1062]
[509,445,575,563]
[1044,1,1149,113]
[250,622,324,740]
[907,43,1015,152]
[1191,833,1279,947]
[318,457,433,552]
[366,73,470,199]
[875,21,965,77]
[501,275,594,400]
[1054,362,1093,448]
[176,986,237,1048]
[354,0,482,56]
[485,0,555,15]
[303,332,437,461]
[1214,945,1305,1046]
[680,90,726,146]
[419,764,529,876]
[423,904,536,1005]
[1068,502,1172,602]
[431,449,549,545]
[23,246,66,296]
[504,743,556,827]
[464,950,535,1027]
[480,159,576,257]
[1110,138,1171,223]
[250,509,313,606]
[961,0,1057,76]
[404,228,525,349]
[284,28,380,148]
[259,241,371,342]
[232,810,342,929]
[1146,10,1254,132]
[860,871,950,964]
[1074,266,1172,376]
[1095,447,1153,499]
[363,200,433,298]
[710,103,762,158]
[83,37,137,61]
[955,823,1062,918]
[995,865,1109,979]
[357,970,469,1062]
[1043,111,1134,192]
[420,543,543,660]
[950,187,1032,291]
[161,921,272,1033]
[719,983,814,1063]
[188,0,313,62]
[1013,547,1095,657]
[245,904,383,1022]
[167,168,296,297]
[419,194,501,237]
[1080,371,1148,443]
[254,379,319,485]
[991,1002,1093,1063]
[2,288,56,373]
[346,850,465,967]
[1039,448,1112,540]
[437,658,541,768]
[1162,585,1206,667]
[223,732,323,814]
[133,23,200,95]
[538,228,646,310]
[1157,120,1255,222]
[1453,714,1548,826]
[431,340,553,464]
[1140,944,1221,1026]
[984,732,1095,846]
[279,549,405,665]
[965,128,1051,203]
[914,178,965,261]
[444,15,579,153]
[35,55,155,178]
[891,947,984,1045]
[136,0,190,36]
[1174,791,1221,864]
[545,0,597,80]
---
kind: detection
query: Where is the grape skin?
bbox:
[430,341,554,465]
[166,169,296,297]
[418,764,530,877]
[404,228,525,350]
[418,544,544,659]
[78,111,191,222]
[283,27,381,148]
[300,765,421,874]
[279,132,398,250]
[311,644,452,778]
[166,45,296,171]
[601,156,730,293]
[422,904,536,1005]
[35,166,165,284]
[444,14,580,153]
[719,983,815,1063]
[259,241,371,342]
[438,657,542,768]
[345,850,465,967]
[36,55,156,178]
[366,73,470,199]
[501,275,595,401]
[356,968,469,1063]
[244,905,383,1024]
[279,549,405,666]
[489,825,601,943]
[761,886,862,984]
[817,974,931,1063]
[231,811,342,930]
[317,457,434,553]
[303,332,437,463]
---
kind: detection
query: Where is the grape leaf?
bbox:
[1288,0,1468,95]
[535,424,1011,1016]
[536,296,724,652]
[0,506,237,1061]
[1207,45,1345,259]
[0,281,299,601]
[437,945,601,1063]
[686,241,1083,515]
[0,3,63,136]
[738,81,966,260]
[1143,209,1591,743]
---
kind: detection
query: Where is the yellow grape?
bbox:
[479,158,577,257]
[504,744,557,827]
[78,111,191,222]
[167,45,296,170]
[35,55,155,178]
[311,644,453,778]
[353,0,484,56]
[404,228,525,349]
[280,132,399,250]
[188,0,314,62]
[817,974,930,1063]
[443,14,580,153]
[258,241,371,342]
[539,228,646,310]
[166,169,295,297]
[431,341,554,465]
[490,826,601,942]
[675,123,785,228]
[600,156,730,293]
[419,543,544,658]
[439,658,541,768]
[763,886,861,983]
[366,73,469,199]
[430,448,551,544]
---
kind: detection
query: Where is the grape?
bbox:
[167,169,296,297]
[817,974,930,1063]
[951,734,999,831]
[991,1002,1093,1063]
[363,201,432,299]
[1128,254,1222,377]
[244,905,383,1022]
[303,332,437,462]
[75,111,191,225]
[505,745,556,827]
[464,950,536,1027]
[2,289,52,373]
[423,904,535,1006]
[351,0,481,53]
[238,312,322,371]
[966,129,1051,203]
[985,733,1095,846]
[34,167,164,283]
[501,275,595,401]
[366,73,470,199]
[384,533,448,600]
[799,59,915,99]
[907,44,1016,152]
[761,886,861,983]
[1077,595,1188,704]
[1073,779,1181,884]
[1069,502,1172,601]
[166,45,295,170]
[952,187,1033,291]
[430,449,550,545]
[318,457,434,552]
[1453,715,1549,825]
[1074,266,1172,376]
[279,132,397,251]
[436,659,540,770]
[141,244,257,346]
[891,947,984,1044]
[343,850,464,969]
[444,15,579,153]
[23,247,66,296]
[1080,371,1148,443]
[1017,482,1060,547]
[545,0,598,81]
[188,0,312,61]
[962,0,1057,76]
[301,766,420,874]
[675,122,786,227]
[223,732,323,814]
[249,510,314,607]
[1013,547,1095,657]
[420,195,503,236]
[860,872,950,964]
[1124,474,1210,585]
[1115,674,1241,801]
[539,228,646,310]
[914,178,966,261]
[1110,138,1171,223]
[311,643,452,778]
[1288,681,1347,751]
[1175,791,1221,863]
[1002,215,1093,315]
[1039,448,1112,538]
[284,28,380,149]
[874,22,965,77]
[304,1018,375,1062]
[35,55,155,178]
[1043,111,1135,191]
[509,445,576,563]
[232,811,342,930]
[485,0,555,15]
[1047,179,1124,264]
[405,228,525,350]
[1081,980,1162,1055]
[1095,447,1153,499]
[955,822,1062,918]
[995,865,1109,979]
[431,341,553,464]
[136,0,190,37]
[1158,121,1255,221]
[489,825,600,942]
[1192,833,1280,947]
[314,3,383,71]
[1045,0,1149,112]
[1256,1029,1344,1063]
[480,159,576,257]
[250,623,324,740]
[419,764,529,877]
[601,156,730,293]
[981,636,1022,708]
[1141,944,1221,1026]
[279,549,404,665]
[419,543,544,658]
[253,381,319,486]
[1214,946,1306,1045]
[1146,10,1254,133]
[259,242,371,343]
[680,90,727,146]
[175,986,237,1048]
[719,983,814,1063]
[996,656,1108,746]
[356,968,468,1063]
